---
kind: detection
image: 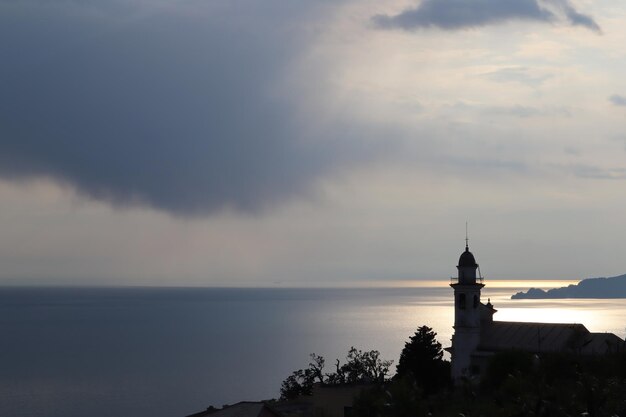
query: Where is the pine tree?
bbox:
[395,325,449,393]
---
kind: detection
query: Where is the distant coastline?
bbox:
[511,273,626,299]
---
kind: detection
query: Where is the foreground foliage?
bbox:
[352,326,450,416]
[395,325,450,394]
[280,325,626,417]
[280,347,393,400]
[280,325,448,401]
[355,350,626,417]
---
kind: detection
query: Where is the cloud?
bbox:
[443,100,570,119]
[0,0,378,217]
[372,0,600,32]
[486,105,542,118]
[609,95,626,107]
[571,165,626,180]
[553,0,601,33]
[483,67,552,87]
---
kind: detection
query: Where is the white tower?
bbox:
[450,240,483,381]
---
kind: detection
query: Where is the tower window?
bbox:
[473,295,479,309]
[459,293,466,310]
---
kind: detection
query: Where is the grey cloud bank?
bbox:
[372,0,599,32]
[0,0,374,217]
[0,0,605,220]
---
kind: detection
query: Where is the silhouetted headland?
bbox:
[511,273,626,299]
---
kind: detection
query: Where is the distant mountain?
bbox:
[511,274,626,299]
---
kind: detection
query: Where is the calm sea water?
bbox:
[0,284,624,417]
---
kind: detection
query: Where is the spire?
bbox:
[465,221,469,251]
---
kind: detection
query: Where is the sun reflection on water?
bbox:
[318,281,626,364]
[384,280,626,358]
[481,284,626,339]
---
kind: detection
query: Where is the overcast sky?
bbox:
[1,0,625,286]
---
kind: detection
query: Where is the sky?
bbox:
[1,0,625,286]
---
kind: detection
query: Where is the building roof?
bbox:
[478,320,626,355]
[479,321,589,353]
[583,332,625,354]
[186,402,282,417]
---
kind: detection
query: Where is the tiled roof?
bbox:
[583,332,624,354]
[479,321,589,353]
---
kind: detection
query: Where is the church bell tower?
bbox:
[450,239,483,380]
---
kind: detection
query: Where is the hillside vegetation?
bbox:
[512,274,626,299]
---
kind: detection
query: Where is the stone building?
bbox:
[448,243,624,382]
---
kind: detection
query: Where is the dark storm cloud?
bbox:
[0,0,373,216]
[372,0,599,32]
[609,95,626,107]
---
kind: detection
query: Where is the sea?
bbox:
[1,281,625,417]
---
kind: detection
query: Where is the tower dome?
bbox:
[455,243,480,285]
[458,246,477,268]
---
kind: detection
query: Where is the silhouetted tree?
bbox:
[280,353,324,400]
[280,368,315,400]
[395,326,450,393]
[328,347,393,384]
[280,348,393,399]
[308,353,325,383]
